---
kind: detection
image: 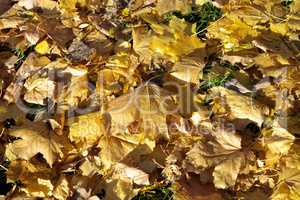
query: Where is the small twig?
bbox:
[0,128,5,138]
[0,164,8,171]
[192,15,226,36]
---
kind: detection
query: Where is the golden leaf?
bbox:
[156,0,190,15]
[261,121,295,166]
[97,132,148,171]
[134,17,205,62]
[68,112,104,148]
[53,176,70,200]
[207,14,258,50]
[170,56,205,84]
[7,160,54,198]
[105,84,175,140]
[59,0,86,11]
[34,40,50,55]
[184,126,254,189]
[24,77,56,105]
[211,87,265,129]
[272,168,300,200]
[6,121,63,166]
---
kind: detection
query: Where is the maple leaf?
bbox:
[261,120,295,166]
[170,56,205,84]
[6,160,54,198]
[4,54,51,103]
[207,13,259,50]
[134,16,205,62]
[5,121,64,167]
[229,4,269,26]
[61,73,89,108]
[156,0,190,15]
[97,130,154,171]
[75,164,147,200]
[272,167,300,200]
[99,51,140,95]
[105,84,175,140]
[24,76,56,106]
[211,87,265,129]
[183,126,255,189]
[68,111,104,148]
[68,110,154,171]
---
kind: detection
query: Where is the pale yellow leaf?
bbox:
[6,122,63,166]
[53,176,70,200]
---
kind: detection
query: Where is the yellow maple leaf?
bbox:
[261,121,295,167]
[211,87,265,128]
[134,16,205,62]
[105,84,175,140]
[59,0,86,11]
[207,14,258,51]
[68,112,104,148]
[35,40,50,55]
[184,125,255,189]
[272,168,300,200]
[7,160,54,198]
[6,121,64,167]
[156,0,190,15]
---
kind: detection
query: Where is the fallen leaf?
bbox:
[6,121,63,166]
[272,167,300,200]
[211,87,265,129]
[184,126,255,189]
[261,120,295,166]
[105,84,175,140]
[156,0,190,15]
[35,40,50,55]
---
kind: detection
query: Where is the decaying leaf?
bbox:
[173,176,223,200]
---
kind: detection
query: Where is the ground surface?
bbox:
[0,0,300,199]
